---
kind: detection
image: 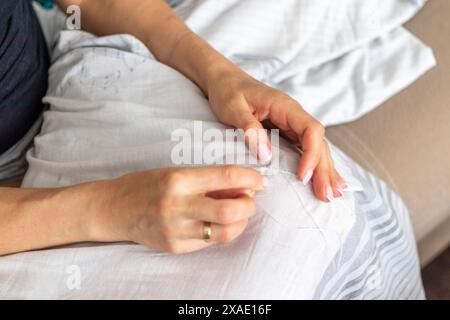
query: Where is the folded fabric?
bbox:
[34,0,435,126]
[176,0,436,125]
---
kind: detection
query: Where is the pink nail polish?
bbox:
[243,189,255,198]
[302,169,313,185]
[326,186,334,202]
[337,179,348,190]
[258,143,272,162]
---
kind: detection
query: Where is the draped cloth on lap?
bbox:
[0,0,430,299]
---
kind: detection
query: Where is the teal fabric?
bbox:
[34,0,54,9]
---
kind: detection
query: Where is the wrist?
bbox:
[166,30,240,95]
[202,60,242,96]
[61,179,125,243]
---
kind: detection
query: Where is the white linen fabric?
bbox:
[34,0,436,126]
[0,0,430,299]
[175,0,436,125]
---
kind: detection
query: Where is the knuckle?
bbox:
[164,242,183,255]
[162,170,183,190]
[277,92,301,108]
[312,121,325,135]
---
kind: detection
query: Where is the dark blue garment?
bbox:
[0,0,49,154]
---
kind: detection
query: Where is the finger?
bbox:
[262,120,298,144]
[331,175,343,198]
[172,166,265,194]
[224,99,272,162]
[312,147,334,202]
[184,195,256,224]
[165,218,249,254]
[324,144,346,198]
[296,122,325,185]
[335,173,348,191]
[181,219,249,243]
[323,146,341,198]
[206,188,255,199]
[239,112,272,163]
[165,239,210,254]
[268,103,324,183]
[333,172,348,197]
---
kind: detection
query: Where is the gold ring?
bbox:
[202,222,212,241]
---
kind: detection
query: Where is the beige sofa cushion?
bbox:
[327,0,450,266]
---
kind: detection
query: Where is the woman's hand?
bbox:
[92,166,264,254]
[206,67,346,202]
[62,0,345,202]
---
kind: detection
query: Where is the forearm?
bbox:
[56,0,238,94]
[0,182,105,256]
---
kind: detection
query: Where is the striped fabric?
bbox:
[314,147,424,299]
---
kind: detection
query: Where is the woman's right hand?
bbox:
[91,166,265,254]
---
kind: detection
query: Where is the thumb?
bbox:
[230,107,272,163]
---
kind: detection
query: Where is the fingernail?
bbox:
[337,188,344,197]
[326,186,334,202]
[258,143,272,162]
[337,179,348,190]
[302,169,313,185]
[263,176,269,187]
[243,189,255,198]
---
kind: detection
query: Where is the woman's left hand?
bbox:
[206,67,346,202]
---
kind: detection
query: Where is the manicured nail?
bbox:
[243,189,255,198]
[337,188,344,197]
[258,143,272,162]
[337,180,348,190]
[263,176,269,187]
[326,186,334,202]
[302,169,313,185]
